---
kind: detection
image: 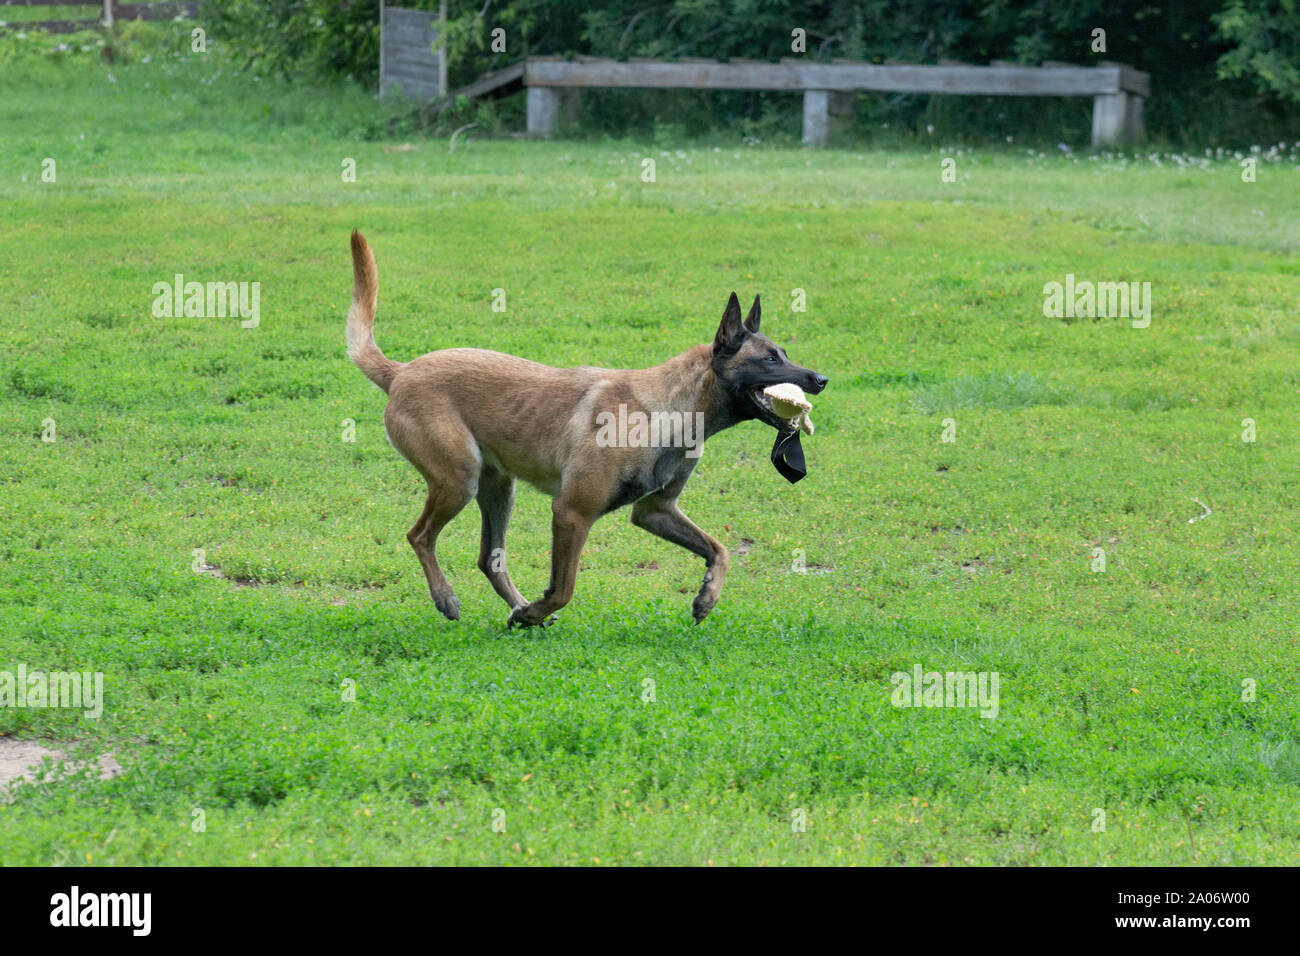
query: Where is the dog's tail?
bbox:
[347,230,403,392]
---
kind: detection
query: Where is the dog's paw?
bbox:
[434,592,461,622]
[691,564,725,623]
[506,604,557,630]
[691,591,718,624]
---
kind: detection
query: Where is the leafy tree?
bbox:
[1215,0,1300,102]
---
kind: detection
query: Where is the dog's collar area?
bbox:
[771,429,806,483]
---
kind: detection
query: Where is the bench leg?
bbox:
[802,90,854,147]
[803,90,830,146]
[528,87,560,138]
[1123,94,1144,145]
[1092,92,1144,148]
[527,87,579,138]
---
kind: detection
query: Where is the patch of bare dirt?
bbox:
[0,739,121,801]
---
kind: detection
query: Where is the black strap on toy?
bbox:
[770,429,806,483]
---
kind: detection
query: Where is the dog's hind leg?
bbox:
[408,483,474,621]
[630,492,730,623]
[476,466,527,611]
[387,407,479,622]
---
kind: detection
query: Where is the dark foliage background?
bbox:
[204,0,1300,145]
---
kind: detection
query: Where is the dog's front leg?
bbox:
[630,494,729,623]
[507,499,595,629]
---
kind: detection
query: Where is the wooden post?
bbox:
[526,87,578,137]
[1124,93,1144,144]
[560,88,581,126]
[527,87,560,137]
[438,0,448,98]
[1091,91,1143,147]
[803,90,830,146]
[103,0,115,28]
[802,90,854,147]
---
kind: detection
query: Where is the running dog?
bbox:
[346,231,827,628]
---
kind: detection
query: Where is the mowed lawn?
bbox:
[2,54,1299,865]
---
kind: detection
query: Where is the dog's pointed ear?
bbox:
[744,294,761,334]
[713,291,746,354]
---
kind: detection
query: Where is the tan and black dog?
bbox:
[346,231,827,628]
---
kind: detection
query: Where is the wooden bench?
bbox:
[456,56,1149,147]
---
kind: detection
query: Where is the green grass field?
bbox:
[2,47,1299,865]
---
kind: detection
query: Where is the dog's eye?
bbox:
[766,352,778,363]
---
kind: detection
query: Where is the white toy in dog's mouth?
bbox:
[758,383,814,435]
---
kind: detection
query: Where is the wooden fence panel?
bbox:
[380,4,444,102]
